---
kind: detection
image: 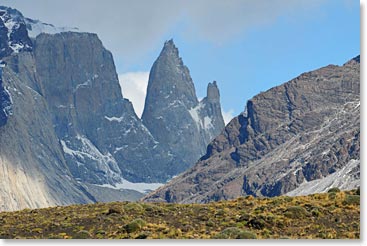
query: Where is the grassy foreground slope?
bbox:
[0,189,359,239]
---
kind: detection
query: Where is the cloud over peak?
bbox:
[2,0,328,66]
[118,72,149,117]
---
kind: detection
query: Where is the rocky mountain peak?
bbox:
[345,55,360,65]
[206,81,220,102]
[160,39,179,57]
[0,6,32,58]
[142,39,198,118]
[142,41,225,174]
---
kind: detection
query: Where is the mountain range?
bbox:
[144,55,360,203]
[0,6,224,211]
[0,6,360,211]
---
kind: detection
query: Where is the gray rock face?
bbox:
[0,6,32,127]
[144,56,360,203]
[33,32,176,184]
[0,60,95,211]
[0,67,12,127]
[0,6,175,211]
[142,40,225,172]
[0,6,227,211]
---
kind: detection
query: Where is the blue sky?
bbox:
[116,0,360,120]
[0,0,360,123]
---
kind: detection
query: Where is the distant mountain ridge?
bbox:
[144,56,360,203]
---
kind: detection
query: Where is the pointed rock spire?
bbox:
[142,41,225,173]
[142,39,198,117]
[160,39,179,57]
[206,81,220,102]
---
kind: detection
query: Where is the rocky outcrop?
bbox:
[144,56,360,203]
[142,40,225,172]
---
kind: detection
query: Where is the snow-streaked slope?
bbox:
[286,159,360,196]
[143,57,360,204]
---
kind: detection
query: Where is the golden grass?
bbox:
[0,189,360,239]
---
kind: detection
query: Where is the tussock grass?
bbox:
[0,190,359,239]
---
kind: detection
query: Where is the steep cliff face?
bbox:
[142,40,225,172]
[0,6,32,127]
[144,56,360,203]
[0,67,12,127]
[0,57,95,211]
[0,6,98,211]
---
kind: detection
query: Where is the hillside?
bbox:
[0,189,360,239]
[144,56,360,203]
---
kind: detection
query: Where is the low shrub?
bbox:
[343,195,360,205]
[328,188,341,193]
[248,218,265,230]
[236,212,250,222]
[75,230,91,239]
[124,203,144,213]
[328,192,337,200]
[213,227,257,239]
[124,218,147,233]
[311,208,321,218]
[284,206,308,219]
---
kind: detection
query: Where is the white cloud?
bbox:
[118,72,149,118]
[2,0,328,65]
[222,108,235,125]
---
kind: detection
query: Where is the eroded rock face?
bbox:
[144,56,360,203]
[142,40,225,173]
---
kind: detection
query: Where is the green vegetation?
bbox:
[327,187,341,193]
[213,227,257,239]
[284,206,309,219]
[0,190,359,239]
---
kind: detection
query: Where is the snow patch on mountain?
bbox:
[104,115,124,123]
[97,179,164,194]
[60,135,122,184]
[189,102,214,131]
[3,86,13,116]
[25,18,79,38]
